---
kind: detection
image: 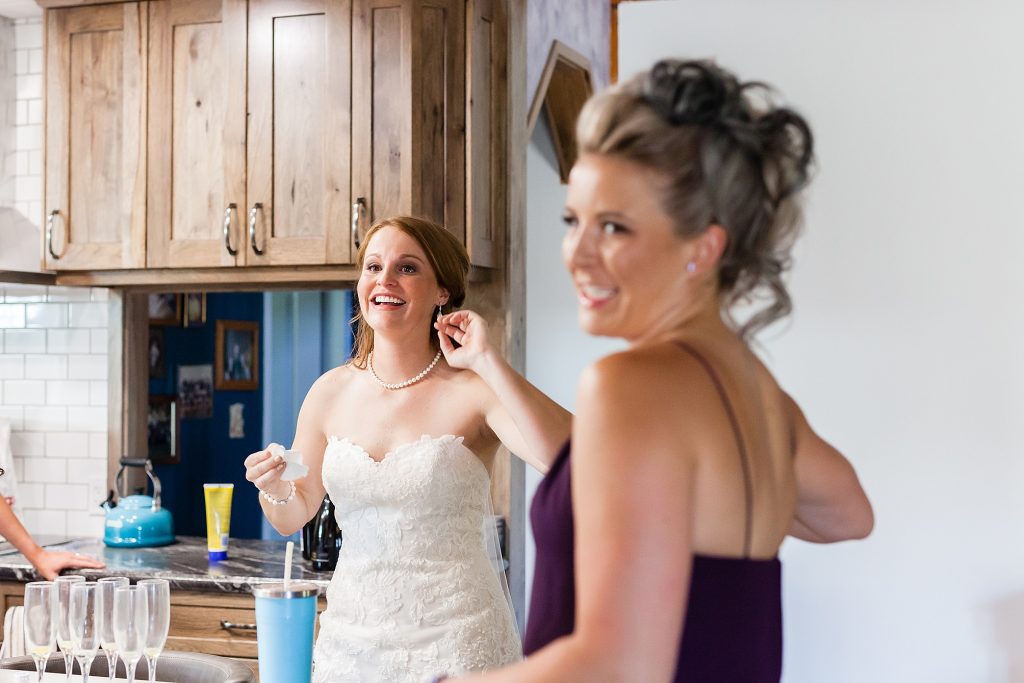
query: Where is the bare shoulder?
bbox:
[303,364,359,406]
[580,344,720,411]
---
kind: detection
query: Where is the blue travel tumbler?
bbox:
[253,581,321,683]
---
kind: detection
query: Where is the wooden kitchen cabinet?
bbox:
[42,0,507,277]
[43,2,148,271]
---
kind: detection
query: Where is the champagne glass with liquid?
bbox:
[96,577,129,681]
[112,587,145,683]
[53,575,86,681]
[23,581,56,682]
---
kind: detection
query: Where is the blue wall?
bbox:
[260,291,353,540]
[149,293,264,539]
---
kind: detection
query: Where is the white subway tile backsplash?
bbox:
[69,303,108,328]
[67,407,105,433]
[0,406,23,430]
[89,288,109,302]
[89,433,107,460]
[14,76,40,101]
[10,430,43,457]
[0,303,25,327]
[14,22,41,50]
[25,354,67,379]
[14,174,40,202]
[65,459,96,484]
[67,514,104,537]
[3,379,44,404]
[45,483,87,510]
[18,483,44,508]
[14,99,25,125]
[14,48,26,75]
[24,406,66,431]
[22,509,66,536]
[4,329,45,353]
[46,329,90,354]
[89,381,107,406]
[27,49,41,76]
[25,303,67,328]
[46,380,90,406]
[89,330,107,353]
[27,146,40,174]
[13,150,27,175]
[14,122,40,149]
[1,285,45,304]
[24,455,65,483]
[45,432,89,459]
[68,355,107,381]
[46,288,92,303]
[0,355,24,379]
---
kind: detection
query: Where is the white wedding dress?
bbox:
[312,434,521,683]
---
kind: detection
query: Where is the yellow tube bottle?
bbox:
[203,483,234,561]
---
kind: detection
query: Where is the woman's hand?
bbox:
[244,444,290,499]
[436,310,494,373]
[29,549,104,581]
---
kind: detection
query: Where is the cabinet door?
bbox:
[146,0,247,268]
[246,0,352,266]
[351,0,464,249]
[466,0,505,268]
[44,3,147,271]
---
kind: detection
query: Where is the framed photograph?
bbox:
[216,320,259,390]
[178,364,214,419]
[148,293,182,326]
[183,292,207,328]
[148,328,165,379]
[147,394,181,465]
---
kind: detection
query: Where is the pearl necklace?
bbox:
[368,350,442,390]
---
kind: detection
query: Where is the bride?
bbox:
[244,215,570,682]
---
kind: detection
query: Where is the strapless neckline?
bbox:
[327,433,477,467]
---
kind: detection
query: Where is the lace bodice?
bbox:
[312,434,521,683]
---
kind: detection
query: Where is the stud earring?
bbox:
[686,262,696,273]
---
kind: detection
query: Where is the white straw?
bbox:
[284,540,294,590]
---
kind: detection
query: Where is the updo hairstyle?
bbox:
[576,59,814,338]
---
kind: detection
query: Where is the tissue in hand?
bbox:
[270,443,309,481]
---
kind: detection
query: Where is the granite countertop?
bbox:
[0,536,332,594]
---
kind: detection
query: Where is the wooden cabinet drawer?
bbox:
[167,601,259,658]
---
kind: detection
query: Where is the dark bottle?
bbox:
[308,494,342,571]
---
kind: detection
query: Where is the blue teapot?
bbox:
[102,458,175,547]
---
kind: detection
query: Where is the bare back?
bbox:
[651,338,797,560]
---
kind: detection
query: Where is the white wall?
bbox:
[524,1,1024,681]
[621,2,1024,682]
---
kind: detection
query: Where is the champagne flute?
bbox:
[23,581,56,683]
[69,582,100,683]
[136,579,170,683]
[53,575,86,681]
[96,577,129,681]
[112,587,145,683]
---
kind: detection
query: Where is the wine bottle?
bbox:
[309,494,342,571]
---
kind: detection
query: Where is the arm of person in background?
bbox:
[244,373,332,535]
[785,392,874,543]
[453,351,696,683]
[0,496,104,580]
[436,310,572,474]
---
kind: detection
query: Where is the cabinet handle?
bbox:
[46,209,65,260]
[220,620,257,632]
[223,203,239,256]
[351,197,366,251]
[249,203,265,256]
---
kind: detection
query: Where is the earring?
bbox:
[686,262,696,273]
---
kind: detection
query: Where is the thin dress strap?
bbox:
[674,341,755,559]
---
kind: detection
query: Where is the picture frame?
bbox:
[215,320,259,391]
[178,364,214,419]
[148,328,166,379]
[148,293,182,326]
[183,292,207,328]
[147,394,181,465]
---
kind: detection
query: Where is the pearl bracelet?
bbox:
[260,480,296,505]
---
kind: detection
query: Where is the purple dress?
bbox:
[524,343,783,681]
